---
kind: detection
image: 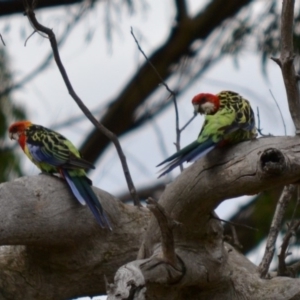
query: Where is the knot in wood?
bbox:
[260,148,286,174]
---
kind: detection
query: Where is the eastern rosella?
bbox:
[157,90,256,177]
[9,121,111,229]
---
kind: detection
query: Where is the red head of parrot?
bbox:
[8,120,33,150]
[192,93,220,115]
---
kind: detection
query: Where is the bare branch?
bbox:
[211,214,258,232]
[0,175,150,299]
[179,113,197,132]
[278,219,300,276]
[130,28,184,172]
[146,197,180,267]
[130,28,174,97]
[24,4,140,206]
[0,33,6,46]
[270,56,282,67]
[273,0,300,133]
[256,107,272,137]
[229,224,243,249]
[4,136,300,298]
[258,184,296,278]
[269,89,287,136]
[258,0,300,278]
[130,30,201,173]
[174,0,188,22]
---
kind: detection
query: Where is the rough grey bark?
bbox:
[0,174,150,300]
[107,136,300,299]
[2,136,300,299]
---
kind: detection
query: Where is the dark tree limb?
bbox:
[24,3,140,207]
[146,197,181,268]
[258,0,300,279]
[258,184,296,278]
[108,136,300,299]
[278,219,300,276]
[0,0,85,16]
[174,0,188,22]
[271,0,300,132]
[0,33,5,46]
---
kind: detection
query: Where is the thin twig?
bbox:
[230,225,243,249]
[130,28,184,172]
[24,30,37,46]
[211,215,258,231]
[25,5,140,206]
[130,28,173,95]
[258,185,296,278]
[179,112,197,132]
[0,34,6,46]
[278,219,300,276]
[269,89,287,136]
[256,107,272,137]
[278,184,300,273]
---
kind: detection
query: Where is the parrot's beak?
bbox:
[9,132,18,140]
[193,104,199,114]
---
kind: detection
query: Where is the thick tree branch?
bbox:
[0,0,85,16]
[258,0,300,280]
[110,136,300,299]
[0,175,149,299]
[3,137,300,298]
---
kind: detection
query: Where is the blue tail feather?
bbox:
[157,139,216,178]
[61,169,112,230]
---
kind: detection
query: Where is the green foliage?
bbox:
[0,48,26,183]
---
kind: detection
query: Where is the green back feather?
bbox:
[25,124,94,175]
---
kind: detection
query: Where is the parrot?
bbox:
[8,121,111,230]
[157,90,257,178]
